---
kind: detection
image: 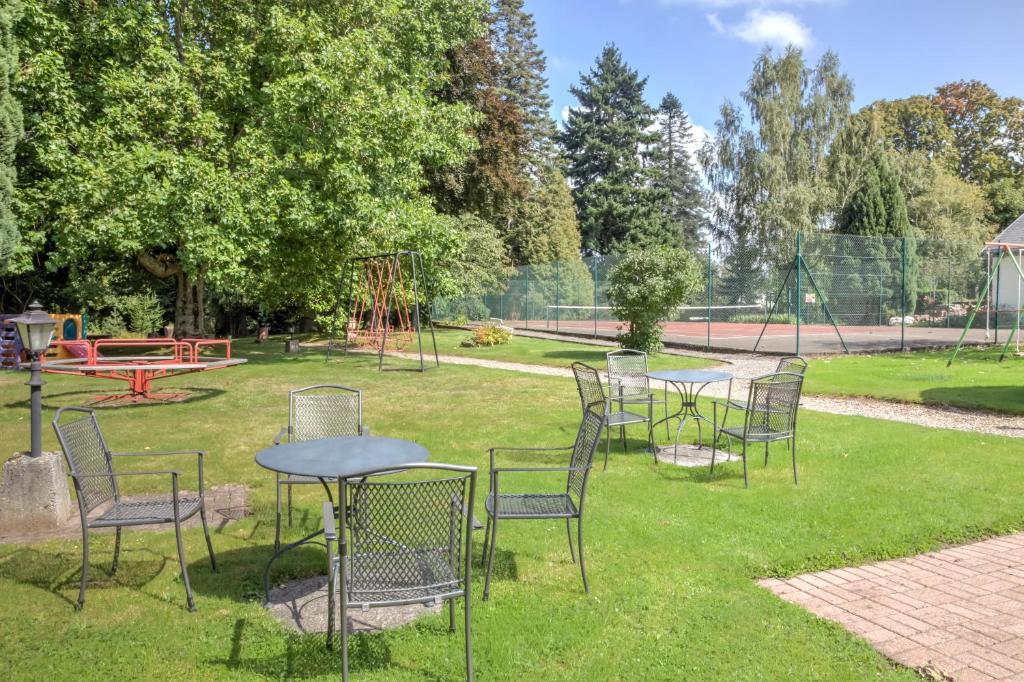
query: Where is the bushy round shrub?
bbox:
[607,246,703,353]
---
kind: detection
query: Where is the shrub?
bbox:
[461,323,512,347]
[607,246,703,354]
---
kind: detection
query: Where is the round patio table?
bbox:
[647,369,734,463]
[255,435,429,604]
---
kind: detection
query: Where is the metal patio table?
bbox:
[255,435,429,604]
[647,369,734,463]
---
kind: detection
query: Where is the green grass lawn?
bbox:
[396,327,715,371]
[805,346,1024,414]
[2,340,1023,679]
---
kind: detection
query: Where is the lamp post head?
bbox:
[12,301,56,355]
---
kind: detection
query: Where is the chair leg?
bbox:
[200,506,218,572]
[695,417,703,449]
[577,516,589,594]
[619,424,626,452]
[764,442,770,467]
[287,482,293,528]
[77,525,90,610]
[742,441,749,489]
[173,516,196,611]
[111,526,122,576]
[483,515,498,601]
[464,592,474,682]
[341,574,350,682]
[709,433,718,475]
[566,517,576,564]
[327,558,336,649]
[449,597,456,633]
[274,474,282,551]
[791,436,799,485]
[480,514,491,566]
[603,425,611,471]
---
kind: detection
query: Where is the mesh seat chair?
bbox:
[573,360,651,470]
[273,384,366,550]
[716,356,807,421]
[482,372,606,600]
[710,372,804,488]
[606,349,669,440]
[323,464,477,681]
[52,406,217,611]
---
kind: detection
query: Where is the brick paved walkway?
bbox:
[761,533,1024,681]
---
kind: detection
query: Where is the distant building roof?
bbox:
[992,212,1024,247]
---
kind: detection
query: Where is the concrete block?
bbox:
[0,451,72,533]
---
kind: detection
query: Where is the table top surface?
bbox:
[647,369,734,383]
[255,435,429,479]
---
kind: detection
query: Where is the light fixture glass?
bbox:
[12,301,56,354]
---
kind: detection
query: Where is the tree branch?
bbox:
[137,252,182,279]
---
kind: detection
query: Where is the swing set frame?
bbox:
[948,242,1024,366]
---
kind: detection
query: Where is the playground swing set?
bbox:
[328,250,439,372]
[948,241,1024,366]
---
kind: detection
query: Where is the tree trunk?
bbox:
[137,251,206,338]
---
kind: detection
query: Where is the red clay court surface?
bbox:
[505,319,995,355]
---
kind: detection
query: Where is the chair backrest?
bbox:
[566,407,605,505]
[572,362,605,413]
[606,349,650,398]
[775,356,808,377]
[743,372,804,437]
[289,384,362,442]
[341,464,477,603]
[52,407,116,513]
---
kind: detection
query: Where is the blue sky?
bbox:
[528,0,1024,144]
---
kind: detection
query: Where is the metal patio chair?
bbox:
[573,360,651,470]
[52,406,217,611]
[715,356,807,425]
[606,349,669,440]
[323,463,477,681]
[273,384,367,550]
[710,371,804,488]
[482,383,606,600]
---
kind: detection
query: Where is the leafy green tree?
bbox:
[429,33,528,228]
[838,152,910,238]
[607,246,702,353]
[509,163,581,263]
[702,47,853,270]
[651,92,705,250]
[0,0,20,273]
[14,0,485,336]
[491,0,557,162]
[560,44,665,254]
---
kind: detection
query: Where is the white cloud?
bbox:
[707,8,813,48]
[685,122,712,160]
[560,106,572,123]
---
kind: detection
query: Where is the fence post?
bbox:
[593,260,599,338]
[706,244,712,352]
[795,233,802,355]
[900,237,907,351]
[555,260,561,333]
[946,256,951,328]
[524,264,530,329]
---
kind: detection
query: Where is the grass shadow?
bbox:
[0,546,167,608]
[920,385,1024,416]
[4,386,225,410]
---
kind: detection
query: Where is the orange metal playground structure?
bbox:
[41,337,246,403]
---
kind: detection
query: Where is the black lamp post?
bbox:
[12,301,56,457]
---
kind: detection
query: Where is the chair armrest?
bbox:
[273,427,288,446]
[111,451,205,495]
[488,446,574,471]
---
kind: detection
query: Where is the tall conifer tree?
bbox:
[652,92,705,249]
[560,44,664,254]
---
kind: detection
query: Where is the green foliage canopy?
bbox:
[607,246,702,353]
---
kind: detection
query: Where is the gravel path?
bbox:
[385,346,1024,439]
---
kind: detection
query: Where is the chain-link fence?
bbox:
[433,233,1015,355]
